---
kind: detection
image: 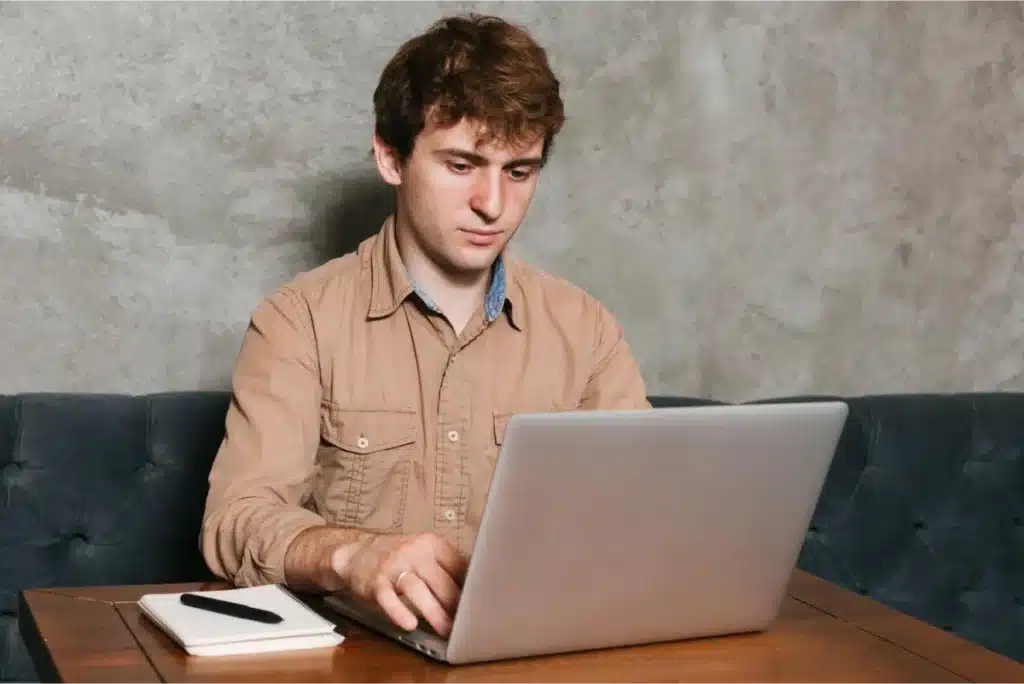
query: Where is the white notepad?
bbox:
[138,584,344,657]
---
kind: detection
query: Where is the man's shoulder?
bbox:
[288,251,364,296]
[509,254,620,328]
[241,233,379,335]
[272,234,377,310]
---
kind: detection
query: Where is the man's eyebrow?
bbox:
[434,148,543,168]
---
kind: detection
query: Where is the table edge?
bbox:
[17,592,62,684]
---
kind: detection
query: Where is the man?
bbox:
[200,13,649,641]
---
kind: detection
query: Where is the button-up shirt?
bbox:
[200,217,650,587]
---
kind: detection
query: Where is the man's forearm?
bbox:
[283,525,373,593]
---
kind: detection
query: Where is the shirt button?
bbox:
[356,436,369,449]
[443,509,456,522]
[447,430,459,443]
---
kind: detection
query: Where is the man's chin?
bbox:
[442,249,502,280]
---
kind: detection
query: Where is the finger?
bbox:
[399,572,453,637]
[430,537,470,583]
[373,580,419,632]
[414,560,462,613]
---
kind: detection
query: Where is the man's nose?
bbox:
[470,171,503,223]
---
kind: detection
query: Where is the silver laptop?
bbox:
[323,401,848,664]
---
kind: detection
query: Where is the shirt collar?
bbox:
[410,254,506,324]
[367,215,523,330]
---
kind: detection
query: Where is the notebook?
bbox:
[138,584,344,657]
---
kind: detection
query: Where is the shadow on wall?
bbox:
[306,166,395,262]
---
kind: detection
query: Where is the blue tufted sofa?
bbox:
[2,391,1022,681]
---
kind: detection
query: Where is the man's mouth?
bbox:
[459,229,503,246]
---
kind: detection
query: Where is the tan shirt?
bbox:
[200,217,650,587]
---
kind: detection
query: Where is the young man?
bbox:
[200,13,649,639]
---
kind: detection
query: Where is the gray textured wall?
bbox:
[2,2,1022,402]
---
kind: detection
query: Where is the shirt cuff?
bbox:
[233,507,327,587]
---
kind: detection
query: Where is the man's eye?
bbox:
[447,161,472,174]
[508,168,533,181]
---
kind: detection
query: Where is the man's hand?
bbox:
[283,527,468,638]
[338,532,468,637]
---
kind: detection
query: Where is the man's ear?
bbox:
[372,134,403,187]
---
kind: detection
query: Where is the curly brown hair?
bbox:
[373,13,566,164]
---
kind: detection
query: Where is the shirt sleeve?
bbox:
[578,302,652,411]
[200,286,327,586]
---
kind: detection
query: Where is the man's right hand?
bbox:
[334,532,468,637]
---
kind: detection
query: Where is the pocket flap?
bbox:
[323,408,418,453]
[493,413,512,445]
[493,403,566,445]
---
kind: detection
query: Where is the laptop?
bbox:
[323,401,849,664]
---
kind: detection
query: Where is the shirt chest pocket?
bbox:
[316,407,418,532]
[492,404,564,449]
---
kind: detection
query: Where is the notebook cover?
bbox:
[138,584,344,656]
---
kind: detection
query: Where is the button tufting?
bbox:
[69,532,88,543]
[1013,517,1022,527]
[138,461,162,484]
[69,532,95,557]
[1,462,21,479]
[912,520,925,530]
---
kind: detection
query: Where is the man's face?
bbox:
[374,117,545,279]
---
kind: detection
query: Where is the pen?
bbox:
[179,593,283,624]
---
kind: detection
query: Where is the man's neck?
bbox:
[395,226,493,335]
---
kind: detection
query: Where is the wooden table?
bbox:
[19,570,1022,683]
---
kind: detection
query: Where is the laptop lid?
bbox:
[441,401,848,664]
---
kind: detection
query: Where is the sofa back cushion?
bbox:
[756,393,1023,662]
[0,392,229,682]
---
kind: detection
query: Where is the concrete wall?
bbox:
[2,2,1022,402]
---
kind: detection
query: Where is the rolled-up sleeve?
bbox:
[200,286,327,586]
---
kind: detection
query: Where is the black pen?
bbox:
[179,593,283,624]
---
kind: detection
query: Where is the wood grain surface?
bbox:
[19,571,1023,683]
